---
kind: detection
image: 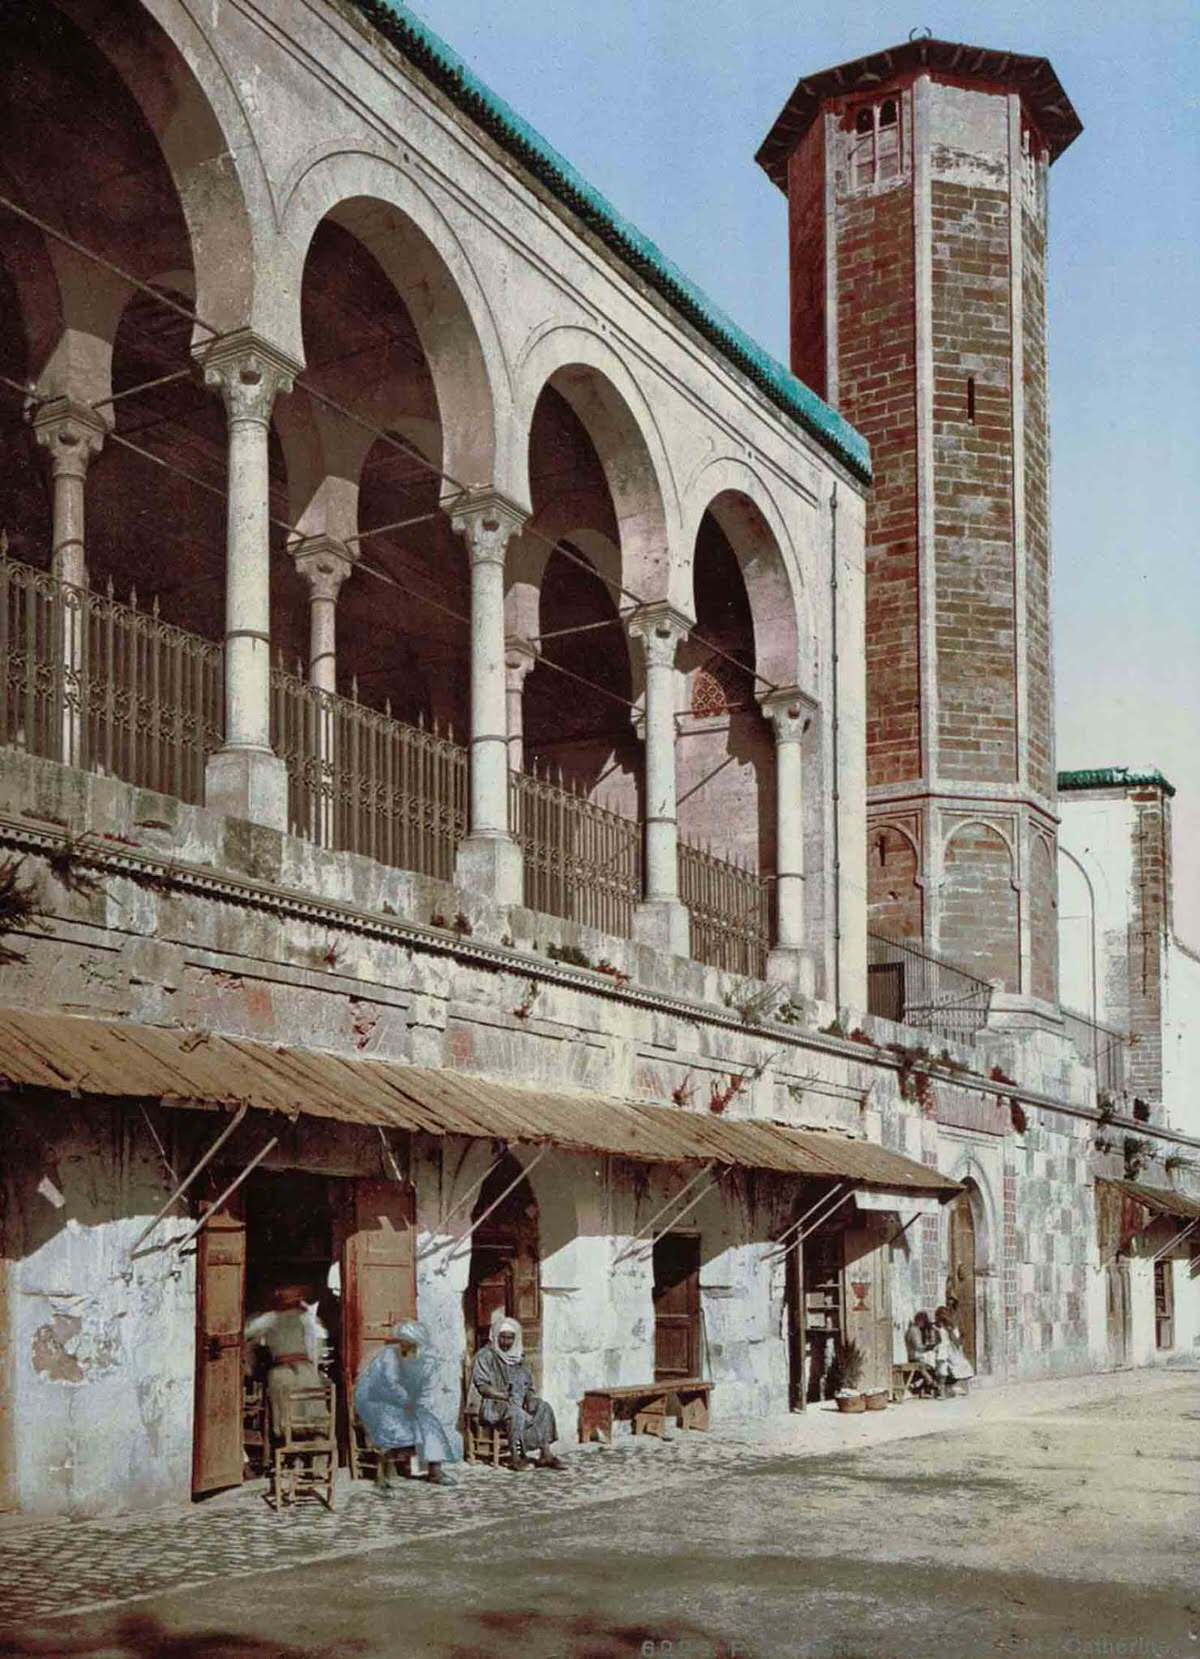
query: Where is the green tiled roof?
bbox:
[1058,767,1176,798]
[346,0,871,485]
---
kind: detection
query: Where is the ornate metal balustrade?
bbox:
[867,930,994,1038]
[679,838,771,980]
[1060,1006,1127,1096]
[511,765,641,939]
[0,551,222,803]
[1,551,777,970]
[271,668,468,883]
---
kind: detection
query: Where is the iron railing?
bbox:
[0,553,222,803]
[679,839,771,980]
[1060,1006,1127,1096]
[511,765,641,940]
[271,669,468,883]
[0,552,774,969]
[867,930,994,1037]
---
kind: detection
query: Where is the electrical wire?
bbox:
[0,199,782,704]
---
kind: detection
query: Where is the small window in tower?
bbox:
[852,105,876,189]
[967,376,977,424]
[850,98,903,190]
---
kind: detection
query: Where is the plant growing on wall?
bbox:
[0,857,40,966]
[1010,1100,1028,1135]
[1132,1098,1151,1123]
[1096,1094,1118,1127]
[512,979,540,1021]
[1123,1136,1153,1181]
[709,1072,747,1115]
[46,833,106,901]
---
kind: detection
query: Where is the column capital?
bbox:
[292,535,357,603]
[195,328,300,424]
[504,634,539,677]
[33,396,107,479]
[759,686,819,742]
[625,602,692,665]
[449,488,527,566]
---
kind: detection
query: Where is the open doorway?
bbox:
[652,1233,701,1381]
[464,1154,542,1386]
[192,1168,415,1499]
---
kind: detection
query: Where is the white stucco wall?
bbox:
[1058,792,1134,1032]
[1162,938,1200,1137]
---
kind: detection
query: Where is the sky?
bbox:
[411,0,1200,940]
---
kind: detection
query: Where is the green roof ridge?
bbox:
[346,0,871,484]
[1058,766,1176,798]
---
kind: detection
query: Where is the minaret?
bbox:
[758,41,1081,1018]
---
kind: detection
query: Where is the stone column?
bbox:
[761,687,818,995]
[627,603,691,955]
[451,489,528,904]
[198,331,298,830]
[33,398,107,766]
[504,636,538,772]
[293,536,356,847]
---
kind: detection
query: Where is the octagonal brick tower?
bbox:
[758,41,1081,1020]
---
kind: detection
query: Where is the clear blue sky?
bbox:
[414,0,1200,940]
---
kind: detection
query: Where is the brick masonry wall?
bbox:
[931,179,1017,786]
[941,822,1019,988]
[1125,790,1171,1106]
[1022,199,1054,801]
[787,121,827,398]
[1030,829,1059,1004]
[866,820,924,940]
[833,182,921,788]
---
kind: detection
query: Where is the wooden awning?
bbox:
[0,1006,960,1195]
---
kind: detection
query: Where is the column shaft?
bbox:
[762,688,818,994]
[198,333,298,831]
[451,492,527,904]
[627,604,691,955]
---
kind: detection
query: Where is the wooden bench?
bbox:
[579,1380,712,1444]
[891,1361,937,1403]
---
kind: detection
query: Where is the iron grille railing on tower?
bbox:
[0,550,777,975]
[1059,1006,1128,1097]
[867,930,994,1038]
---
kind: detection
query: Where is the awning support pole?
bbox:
[883,1211,922,1251]
[433,1146,512,1237]
[175,1135,279,1251]
[426,1145,551,1263]
[612,1163,717,1265]
[1150,1217,1199,1265]
[619,1170,727,1264]
[763,1187,857,1265]
[129,1103,249,1254]
[769,1182,848,1252]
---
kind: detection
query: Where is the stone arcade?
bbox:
[0,5,1196,1517]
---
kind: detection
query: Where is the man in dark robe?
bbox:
[467,1316,565,1471]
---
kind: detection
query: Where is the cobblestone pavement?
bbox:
[0,1433,777,1625]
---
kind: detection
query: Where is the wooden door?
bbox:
[784,1236,805,1411]
[1154,1260,1174,1351]
[192,1207,246,1497]
[1106,1257,1131,1368]
[947,1193,978,1367]
[341,1180,416,1391]
[653,1233,700,1381]
[842,1223,893,1393]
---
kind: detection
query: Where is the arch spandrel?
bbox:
[514,325,683,613]
[51,0,266,348]
[277,150,515,500]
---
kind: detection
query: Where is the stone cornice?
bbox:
[3,809,1200,1153]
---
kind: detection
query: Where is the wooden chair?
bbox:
[270,1382,337,1511]
[242,1378,269,1478]
[462,1354,512,1468]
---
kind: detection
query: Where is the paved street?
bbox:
[1,1368,1196,1659]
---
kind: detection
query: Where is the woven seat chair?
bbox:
[270,1382,337,1511]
